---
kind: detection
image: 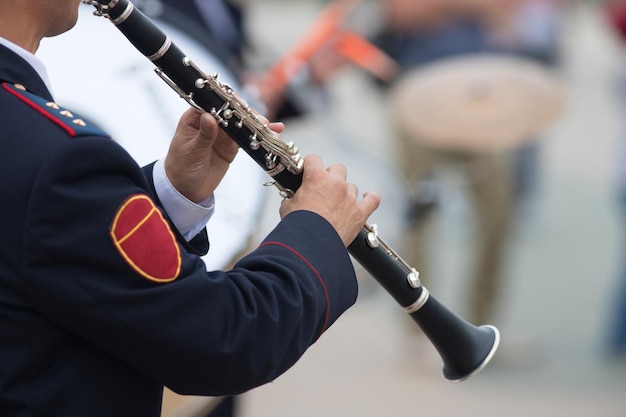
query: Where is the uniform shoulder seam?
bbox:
[1,82,109,138]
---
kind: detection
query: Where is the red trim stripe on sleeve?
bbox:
[260,241,330,337]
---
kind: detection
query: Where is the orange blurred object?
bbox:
[262,0,396,93]
[332,30,398,82]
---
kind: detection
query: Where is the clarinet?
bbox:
[84,0,499,381]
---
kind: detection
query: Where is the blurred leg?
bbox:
[205,396,237,417]
[608,201,626,355]
[465,152,514,325]
[397,134,442,288]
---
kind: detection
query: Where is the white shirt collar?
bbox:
[0,36,54,96]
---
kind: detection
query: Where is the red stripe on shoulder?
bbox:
[2,83,76,137]
[260,241,330,337]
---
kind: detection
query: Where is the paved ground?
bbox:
[234,1,626,416]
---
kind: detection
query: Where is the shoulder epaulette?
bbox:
[2,82,110,139]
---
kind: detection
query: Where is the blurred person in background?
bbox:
[603,0,626,358]
[159,0,246,71]
[483,0,566,218]
[371,0,516,328]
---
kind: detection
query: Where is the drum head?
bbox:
[37,4,267,270]
[388,53,567,153]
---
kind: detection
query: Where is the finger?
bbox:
[252,111,282,131]
[278,196,293,218]
[326,163,347,181]
[183,107,201,125]
[347,183,359,199]
[359,191,382,217]
[173,108,201,137]
[268,121,285,134]
[213,133,240,163]
[303,154,324,173]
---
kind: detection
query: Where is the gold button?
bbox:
[46,102,60,110]
[72,119,87,127]
[60,110,73,118]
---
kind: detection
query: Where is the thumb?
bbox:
[195,111,220,144]
[175,108,218,145]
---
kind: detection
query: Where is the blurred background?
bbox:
[241,0,626,415]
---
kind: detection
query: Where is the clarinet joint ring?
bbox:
[404,286,429,313]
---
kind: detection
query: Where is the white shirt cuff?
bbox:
[153,159,215,241]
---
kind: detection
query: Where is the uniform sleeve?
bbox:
[141,161,211,255]
[22,136,358,396]
[151,159,216,241]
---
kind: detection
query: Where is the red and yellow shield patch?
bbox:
[110,195,182,283]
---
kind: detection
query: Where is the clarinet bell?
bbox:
[440,324,499,382]
[409,292,500,382]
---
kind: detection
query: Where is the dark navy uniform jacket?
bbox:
[0,44,358,416]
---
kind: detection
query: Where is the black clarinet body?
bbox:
[85,0,499,381]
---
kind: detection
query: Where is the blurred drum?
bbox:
[38,5,266,416]
[38,4,267,272]
[388,53,567,153]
